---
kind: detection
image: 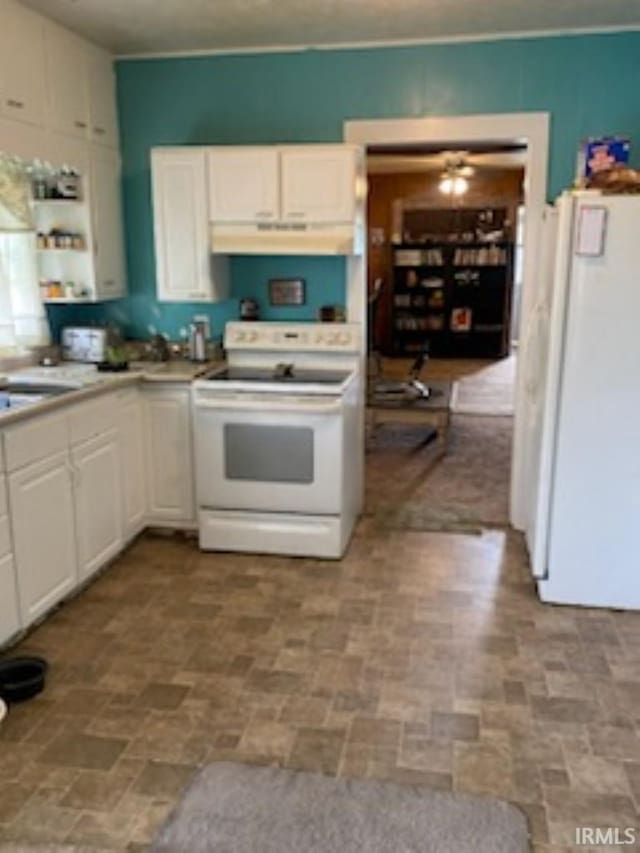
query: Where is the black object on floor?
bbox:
[0,657,48,703]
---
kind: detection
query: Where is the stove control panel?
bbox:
[225,322,361,352]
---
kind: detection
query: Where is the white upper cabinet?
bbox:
[152,147,228,302]
[87,45,119,148]
[280,146,359,223]
[1,10,119,147]
[0,1,47,126]
[208,147,279,223]
[44,22,90,139]
[207,145,362,227]
[0,116,47,162]
[90,144,127,300]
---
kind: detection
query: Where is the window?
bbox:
[0,232,49,355]
[0,155,49,355]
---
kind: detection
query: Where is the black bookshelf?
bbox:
[391,241,513,358]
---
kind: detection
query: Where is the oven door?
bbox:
[193,391,345,515]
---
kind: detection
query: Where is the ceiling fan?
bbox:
[439,152,474,196]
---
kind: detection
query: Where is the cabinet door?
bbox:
[44,22,90,139]
[91,145,126,300]
[208,147,279,223]
[0,554,20,647]
[152,148,217,302]
[0,117,47,162]
[118,390,147,540]
[9,452,78,627]
[280,146,358,223]
[144,388,195,524]
[87,46,118,148]
[0,470,20,646]
[72,430,123,582]
[0,1,46,126]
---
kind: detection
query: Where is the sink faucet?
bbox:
[147,333,171,362]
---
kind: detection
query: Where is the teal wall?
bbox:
[46,31,640,341]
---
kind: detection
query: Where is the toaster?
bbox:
[61,327,109,363]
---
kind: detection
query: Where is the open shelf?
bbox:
[33,199,84,206]
[37,248,88,254]
[33,174,96,305]
[42,297,93,304]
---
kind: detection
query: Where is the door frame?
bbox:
[344,112,550,531]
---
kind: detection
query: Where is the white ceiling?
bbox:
[367,151,527,174]
[18,0,640,56]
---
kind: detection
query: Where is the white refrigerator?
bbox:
[525,191,640,609]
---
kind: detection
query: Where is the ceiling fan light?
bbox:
[452,176,469,195]
[439,176,454,195]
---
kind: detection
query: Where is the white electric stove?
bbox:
[192,321,364,559]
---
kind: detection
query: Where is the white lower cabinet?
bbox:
[0,554,20,645]
[1,381,195,637]
[72,429,123,582]
[9,451,78,626]
[117,389,147,540]
[0,465,20,646]
[144,386,195,525]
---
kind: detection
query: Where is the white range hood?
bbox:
[210,221,364,256]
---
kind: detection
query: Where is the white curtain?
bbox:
[0,155,50,354]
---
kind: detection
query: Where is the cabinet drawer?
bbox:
[4,413,68,472]
[0,515,11,559]
[68,394,117,446]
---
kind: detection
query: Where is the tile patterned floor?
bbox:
[1,415,639,850]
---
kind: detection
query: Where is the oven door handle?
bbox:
[194,396,343,415]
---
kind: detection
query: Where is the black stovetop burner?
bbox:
[207,366,351,385]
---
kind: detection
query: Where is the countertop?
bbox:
[0,359,223,429]
[130,359,222,382]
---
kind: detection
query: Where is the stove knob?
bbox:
[339,332,351,346]
[315,332,324,344]
[235,330,246,342]
[247,330,259,343]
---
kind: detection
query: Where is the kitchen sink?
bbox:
[5,382,78,396]
[0,382,78,411]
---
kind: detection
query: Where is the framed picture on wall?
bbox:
[269,278,306,306]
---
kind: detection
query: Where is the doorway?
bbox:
[344,112,550,530]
